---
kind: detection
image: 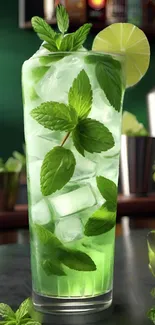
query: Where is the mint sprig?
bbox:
[96,176,117,211]
[31,5,92,53]
[0,299,42,325]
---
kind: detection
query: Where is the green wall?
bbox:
[1,0,154,159]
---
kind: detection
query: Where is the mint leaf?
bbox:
[31,66,50,83]
[31,102,78,132]
[96,176,117,211]
[16,298,30,321]
[54,33,63,49]
[84,203,116,236]
[72,119,114,156]
[39,53,69,65]
[85,54,121,69]
[41,147,76,196]
[95,57,123,112]
[147,308,155,323]
[43,42,57,52]
[56,5,69,34]
[31,16,56,45]
[72,24,92,51]
[68,70,92,119]
[34,224,62,248]
[0,304,15,320]
[72,127,84,156]
[41,259,66,276]
[59,248,96,271]
[59,34,74,51]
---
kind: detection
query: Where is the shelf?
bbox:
[0,195,155,229]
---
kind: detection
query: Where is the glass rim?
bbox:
[32,50,125,60]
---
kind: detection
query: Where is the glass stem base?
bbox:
[32,290,112,315]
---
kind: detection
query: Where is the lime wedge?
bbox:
[92,23,150,87]
[122,111,148,136]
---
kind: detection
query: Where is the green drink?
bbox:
[22,5,150,314]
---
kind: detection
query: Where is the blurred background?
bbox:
[1,0,155,242]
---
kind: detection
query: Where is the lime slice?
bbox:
[92,23,150,87]
[122,111,148,136]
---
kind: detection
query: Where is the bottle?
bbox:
[106,0,126,24]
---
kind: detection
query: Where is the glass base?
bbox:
[32,290,112,315]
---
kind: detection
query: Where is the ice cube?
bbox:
[29,160,43,203]
[27,134,57,160]
[35,54,84,102]
[71,152,97,182]
[48,184,97,217]
[55,215,83,243]
[90,88,113,124]
[31,199,51,225]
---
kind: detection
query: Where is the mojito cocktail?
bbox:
[22,5,150,314]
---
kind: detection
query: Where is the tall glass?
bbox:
[22,51,125,314]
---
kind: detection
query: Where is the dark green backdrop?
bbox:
[1,0,154,160]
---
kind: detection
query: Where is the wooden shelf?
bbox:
[0,195,155,229]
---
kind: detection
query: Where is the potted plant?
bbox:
[0,150,26,211]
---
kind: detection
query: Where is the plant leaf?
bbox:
[58,248,96,271]
[25,322,41,325]
[43,42,58,52]
[56,5,69,34]
[16,298,30,321]
[34,224,62,248]
[31,16,56,45]
[147,308,155,323]
[72,119,114,156]
[41,259,66,276]
[84,203,116,236]
[31,66,50,83]
[59,34,74,51]
[68,70,92,119]
[31,102,78,132]
[39,53,70,65]
[72,24,92,51]
[41,146,76,196]
[0,304,15,320]
[95,56,123,112]
[96,176,117,211]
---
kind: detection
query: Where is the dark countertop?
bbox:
[0,229,154,324]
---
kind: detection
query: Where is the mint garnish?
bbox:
[0,305,15,320]
[72,118,114,156]
[31,102,78,132]
[40,147,76,196]
[96,176,117,211]
[147,308,155,323]
[84,203,116,236]
[56,4,69,35]
[34,224,62,247]
[68,69,92,119]
[41,259,66,276]
[58,247,96,271]
[31,5,92,53]
[31,16,56,47]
